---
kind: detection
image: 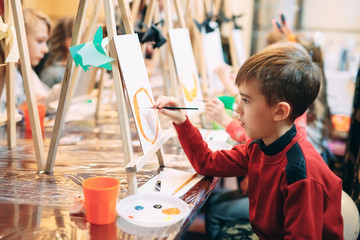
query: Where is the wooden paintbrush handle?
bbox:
[173,173,197,195]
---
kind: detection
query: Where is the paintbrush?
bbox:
[154,170,163,192]
[172,173,198,195]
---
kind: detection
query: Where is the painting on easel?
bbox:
[201,27,225,92]
[232,29,247,67]
[168,28,204,110]
[113,34,161,153]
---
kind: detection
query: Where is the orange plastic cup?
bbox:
[21,104,46,132]
[82,177,120,225]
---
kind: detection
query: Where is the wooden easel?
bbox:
[1,0,46,171]
[66,0,102,111]
[137,0,179,98]
[45,0,171,195]
[45,0,134,188]
[184,0,209,96]
[3,0,16,148]
[164,0,192,97]
[130,0,141,27]
[222,0,239,70]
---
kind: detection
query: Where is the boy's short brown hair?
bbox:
[235,44,322,121]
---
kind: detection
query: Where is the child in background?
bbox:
[40,17,74,88]
[22,8,51,100]
[272,13,333,164]
[205,97,249,143]
[0,8,51,115]
[295,35,333,165]
[156,45,343,239]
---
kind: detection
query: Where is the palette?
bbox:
[116,193,189,227]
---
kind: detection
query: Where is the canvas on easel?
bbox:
[113,33,163,153]
[184,0,226,96]
[201,27,226,93]
[161,0,206,116]
[112,32,176,175]
[168,28,204,110]
[232,28,247,67]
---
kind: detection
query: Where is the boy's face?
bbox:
[235,80,277,144]
[27,20,49,67]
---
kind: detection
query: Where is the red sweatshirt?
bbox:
[174,118,343,239]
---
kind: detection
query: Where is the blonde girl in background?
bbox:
[0,8,51,115]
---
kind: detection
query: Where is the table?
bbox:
[0,104,219,239]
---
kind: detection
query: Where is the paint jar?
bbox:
[21,104,46,132]
[82,177,120,225]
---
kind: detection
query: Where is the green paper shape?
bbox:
[69,26,114,72]
[93,26,106,55]
[69,43,85,67]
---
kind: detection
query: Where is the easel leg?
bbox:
[156,148,165,167]
[105,0,137,194]
[95,68,105,119]
[4,0,16,148]
[11,0,46,171]
[45,0,90,173]
[6,62,16,148]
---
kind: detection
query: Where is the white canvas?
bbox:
[168,28,204,110]
[232,29,247,67]
[201,27,225,91]
[113,34,161,153]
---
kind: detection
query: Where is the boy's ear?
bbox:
[273,102,291,121]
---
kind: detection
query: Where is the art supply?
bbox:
[82,176,120,225]
[218,96,235,110]
[172,173,197,195]
[21,104,46,132]
[154,171,163,192]
[275,21,283,34]
[140,106,199,110]
[280,13,286,25]
[116,192,190,227]
[154,179,161,192]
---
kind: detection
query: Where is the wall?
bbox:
[22,0,107,24]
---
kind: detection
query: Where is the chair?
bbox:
[342,190,360,240]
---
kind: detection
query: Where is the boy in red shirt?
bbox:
[155,44,343,239]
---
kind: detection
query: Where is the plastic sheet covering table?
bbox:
[0,104,219,239]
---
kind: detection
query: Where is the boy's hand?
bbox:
[155,96,187,125]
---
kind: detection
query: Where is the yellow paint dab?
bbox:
[163,215,173,221]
